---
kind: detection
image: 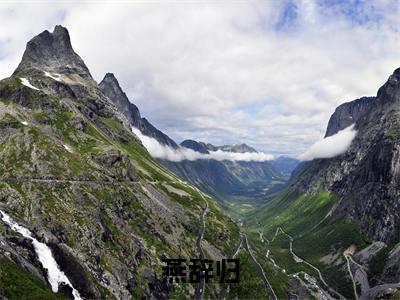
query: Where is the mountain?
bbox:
[98,73,296,216]
[208,143,258,153]
[246,68,400,298]
[181,140,259,154]
[0,26,253,299]
[221,144,257,153]
[183,141,258,154]
[161,140,288,217]
[180,139,210,154]
[99,73,178,148]
[13,25,92,81]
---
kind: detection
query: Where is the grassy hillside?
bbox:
[244,189,369,298]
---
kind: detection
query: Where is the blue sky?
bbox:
[0,0,399,157]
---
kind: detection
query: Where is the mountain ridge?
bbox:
[0,25,250,299]
[99,72,178,148]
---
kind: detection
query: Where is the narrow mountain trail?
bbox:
[231,235,243,258]
[217,235,243,300]
[262,231,326,299]
[194,188,208,300]
[269,227,345,299]
[344,252,400,300]
[243,234,278,300]
[345,254,359,299]
[258,229,269,244]
[1,177,139,184]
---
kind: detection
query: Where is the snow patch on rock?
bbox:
[44,71,62,82]
[63,144,73,153]
[20,78,40,90]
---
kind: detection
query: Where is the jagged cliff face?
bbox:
[291,68,400,243]
[0,26,240,299]
[324,96,375,137]
[99,73,178,148]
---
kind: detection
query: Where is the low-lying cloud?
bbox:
[132,127,273,162]
[299,124,357,161]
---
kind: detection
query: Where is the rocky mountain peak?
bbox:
[13,25,92,79]
[180,140,210,154]
[376,67,400,104]
[325,67,400,138]
[100,73,128,100]
[102,72,119,84]
[99,73,142,127]
[324,96,375,137]
[99,73,179,148]
[217,143,258,153]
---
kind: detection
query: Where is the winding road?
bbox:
[1,177,138,184]
[243,234,278,300]
[270,227,345,299]
[194,188,208,300]
[345,254,359,299]
[217,235,243,300]
[271,226,400,299]
[345,252,400,300]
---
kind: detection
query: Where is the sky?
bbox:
[0,0,399,157]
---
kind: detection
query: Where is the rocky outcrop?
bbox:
[324,96,375,137]
[98,73,141,127]
[99,73,178,148]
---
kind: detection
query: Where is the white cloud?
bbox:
[299,124,357,161]
[132,127,273,162]
[0,1,399,156]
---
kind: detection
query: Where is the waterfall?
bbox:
[0,210,82,300]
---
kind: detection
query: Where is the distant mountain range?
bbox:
[97,70,299,211]
[162,140,298,212]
